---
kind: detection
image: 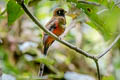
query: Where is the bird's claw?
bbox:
[59,35,64,40]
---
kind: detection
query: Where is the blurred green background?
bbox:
[0,0,120,80]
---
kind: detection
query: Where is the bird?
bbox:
[38,8,67,77]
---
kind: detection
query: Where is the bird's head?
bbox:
[53,8,67,17]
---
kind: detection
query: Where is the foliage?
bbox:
[0,0,120,80]
[7,0,24,26]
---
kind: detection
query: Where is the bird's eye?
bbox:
[58,10,61,14]
[56,10,64,16]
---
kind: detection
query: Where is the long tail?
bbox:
[38,63,45,77]
[38,45,49,77]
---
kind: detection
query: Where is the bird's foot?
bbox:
[59,35,65,40]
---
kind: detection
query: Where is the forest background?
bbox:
[0,0,120,80]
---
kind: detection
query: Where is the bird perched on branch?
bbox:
[38,8,67,76]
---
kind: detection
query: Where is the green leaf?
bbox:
[76,1,120,40]
[67,0,119,40]
[35,57,55,66]
[102,75,115,80]
[7,0,24,26]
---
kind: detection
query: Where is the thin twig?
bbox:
[94,60,101,80]
[0,9,6,16]
[17,1,96,60]
[97,34,120,59]
[78,0,100,6]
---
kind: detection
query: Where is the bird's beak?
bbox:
[66,12,77,19]
[67,14,77,19]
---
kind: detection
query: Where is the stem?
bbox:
[0,9,6,16]
[97,34,120,59]
[94,60,101,80]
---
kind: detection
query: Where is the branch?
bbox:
[17,1,96,60]
[94,60,101,80]
[97,34,120,59]
[0,9,6,16]
[78,0,100,6]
